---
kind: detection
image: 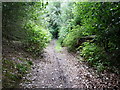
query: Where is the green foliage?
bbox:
[23,20,51,55]
[2,2,52,55]
[16,62,31,74]
[80,42,104,59]
[58,2,120,72]
[2,57,32,88]
[58,2,74,43]
[63,25,83,51]
[45,2,61,38]
[2,2,120,73]
[55,40,62,52]
[80,42,108,71]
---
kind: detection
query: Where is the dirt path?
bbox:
[19,40,120,88]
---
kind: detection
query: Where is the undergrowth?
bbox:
[2,57,33,88]
[55,40,62,52]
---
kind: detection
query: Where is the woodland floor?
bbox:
[19,40,120,89]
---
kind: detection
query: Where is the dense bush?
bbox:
[80,42,108,66]
[63,25,83,51]
[2,2,51,55]
[2,2,120,72]
[58,2,120,72]
[23,20,51,55]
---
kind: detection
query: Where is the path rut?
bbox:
[19,40,120,89]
